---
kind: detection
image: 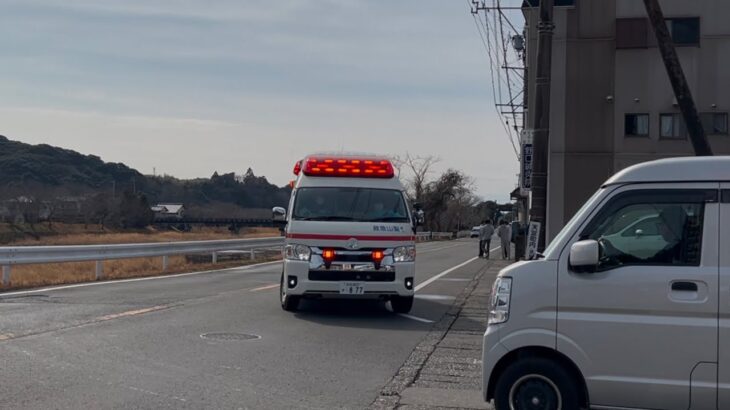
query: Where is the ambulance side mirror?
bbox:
[414,209,425,226]
[272,207,287,224]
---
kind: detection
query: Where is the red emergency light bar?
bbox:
[301,156,394,178]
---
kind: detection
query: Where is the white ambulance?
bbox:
[273,153,422,313]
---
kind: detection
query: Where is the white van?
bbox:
[273,153,421,313]
[482,157,730,410]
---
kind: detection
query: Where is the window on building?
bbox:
[700,112,729,135]
[660,113,687,139]
[667,17,700,46]
[625,114,650,137]
[617,18,649,49]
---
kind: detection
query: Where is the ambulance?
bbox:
[273,153,422,313]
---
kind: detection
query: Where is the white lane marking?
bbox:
[437,278,471,282]
[418,244,463,254]
[0,260,283,298]
[397,313,435,323]
[414,245,500,292]
[415,294,456,301]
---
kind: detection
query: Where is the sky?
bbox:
[0,0,521,202]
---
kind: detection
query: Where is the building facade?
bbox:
[522,0,730,241]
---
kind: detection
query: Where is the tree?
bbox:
[85,193,112,229]
[115,190,153,229]
[396,153,440,203]
[421,169,475,232]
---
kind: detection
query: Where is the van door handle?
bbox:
[671,281,698,292]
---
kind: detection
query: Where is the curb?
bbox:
[370,261,493,409]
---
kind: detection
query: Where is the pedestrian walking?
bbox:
[497,220,512,259]
[479,219,495,259]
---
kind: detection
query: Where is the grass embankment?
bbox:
[0,225,282,290]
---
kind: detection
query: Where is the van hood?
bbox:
[286,220,415,248]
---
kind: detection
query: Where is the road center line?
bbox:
[415,245,500,292]
[96,305,169,322]
[249,283,279,292]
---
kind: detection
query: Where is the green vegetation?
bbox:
[0,136,291,221]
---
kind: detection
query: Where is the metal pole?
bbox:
[529,0,554,251]
[2,265,10,286]
[212,252,218,264]
[95,261,104,280]
[642,0,712,156]
[250,250,255,261]
[162,255,169,271]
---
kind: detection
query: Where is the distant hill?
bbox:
[0,135,291,217]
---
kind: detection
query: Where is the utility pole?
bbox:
[529,0,554,251]
[643,0,712,156]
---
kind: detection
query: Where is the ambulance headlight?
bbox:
[284,244,311,261]
[393,246,416,262]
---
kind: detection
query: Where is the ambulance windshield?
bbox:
[292,187,409,223]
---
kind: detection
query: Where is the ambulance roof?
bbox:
[294,153,405,191]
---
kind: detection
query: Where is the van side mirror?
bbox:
[569,240,599,271]
[414,209,425,226]
[272,207,287,224]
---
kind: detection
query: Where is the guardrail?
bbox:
[415,232,455,242]
[0,232,459,287]
[0,237,285,286]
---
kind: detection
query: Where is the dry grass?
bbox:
[5,226,280,246]
[3,254,281,290]
[0,225,282,290]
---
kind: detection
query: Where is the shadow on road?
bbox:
[290,297,485,333]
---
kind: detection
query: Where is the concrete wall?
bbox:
[613,0,730,172]
[522,0,730,242]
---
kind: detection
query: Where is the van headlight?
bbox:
[393,246,416,262]
[488,277,512,325]
[284,244,311,261]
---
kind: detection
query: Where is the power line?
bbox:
[468,0,526,157]
[469,5,519,158]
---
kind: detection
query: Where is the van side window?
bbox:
[580,190,710,270]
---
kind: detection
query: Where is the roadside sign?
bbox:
[525,221,541,260]
[520,129,534,192]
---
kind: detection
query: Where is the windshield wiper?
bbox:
[296,216,356,221]
[365,217,409,222]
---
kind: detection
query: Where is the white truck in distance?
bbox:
[273,153,422,313]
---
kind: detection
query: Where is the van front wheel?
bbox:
[390,296,414,313]
[494,358,581,410]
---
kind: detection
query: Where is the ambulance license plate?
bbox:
[339,282,365,295]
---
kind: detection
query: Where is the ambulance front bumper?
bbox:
[282,259,416,298]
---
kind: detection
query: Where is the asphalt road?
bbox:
[0,238,498,409]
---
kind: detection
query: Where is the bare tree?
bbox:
[398,153,440,203]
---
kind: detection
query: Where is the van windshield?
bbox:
[292,187,409,223]
[543,187,608,259]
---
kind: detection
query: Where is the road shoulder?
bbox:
[371,259,510,410]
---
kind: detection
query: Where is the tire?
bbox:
[280,272,300,312]
[493,357,581,410]
[390,296,414,313]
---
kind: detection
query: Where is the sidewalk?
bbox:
[372,257,511,410]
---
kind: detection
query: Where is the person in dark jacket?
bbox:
[479,219,495,258]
